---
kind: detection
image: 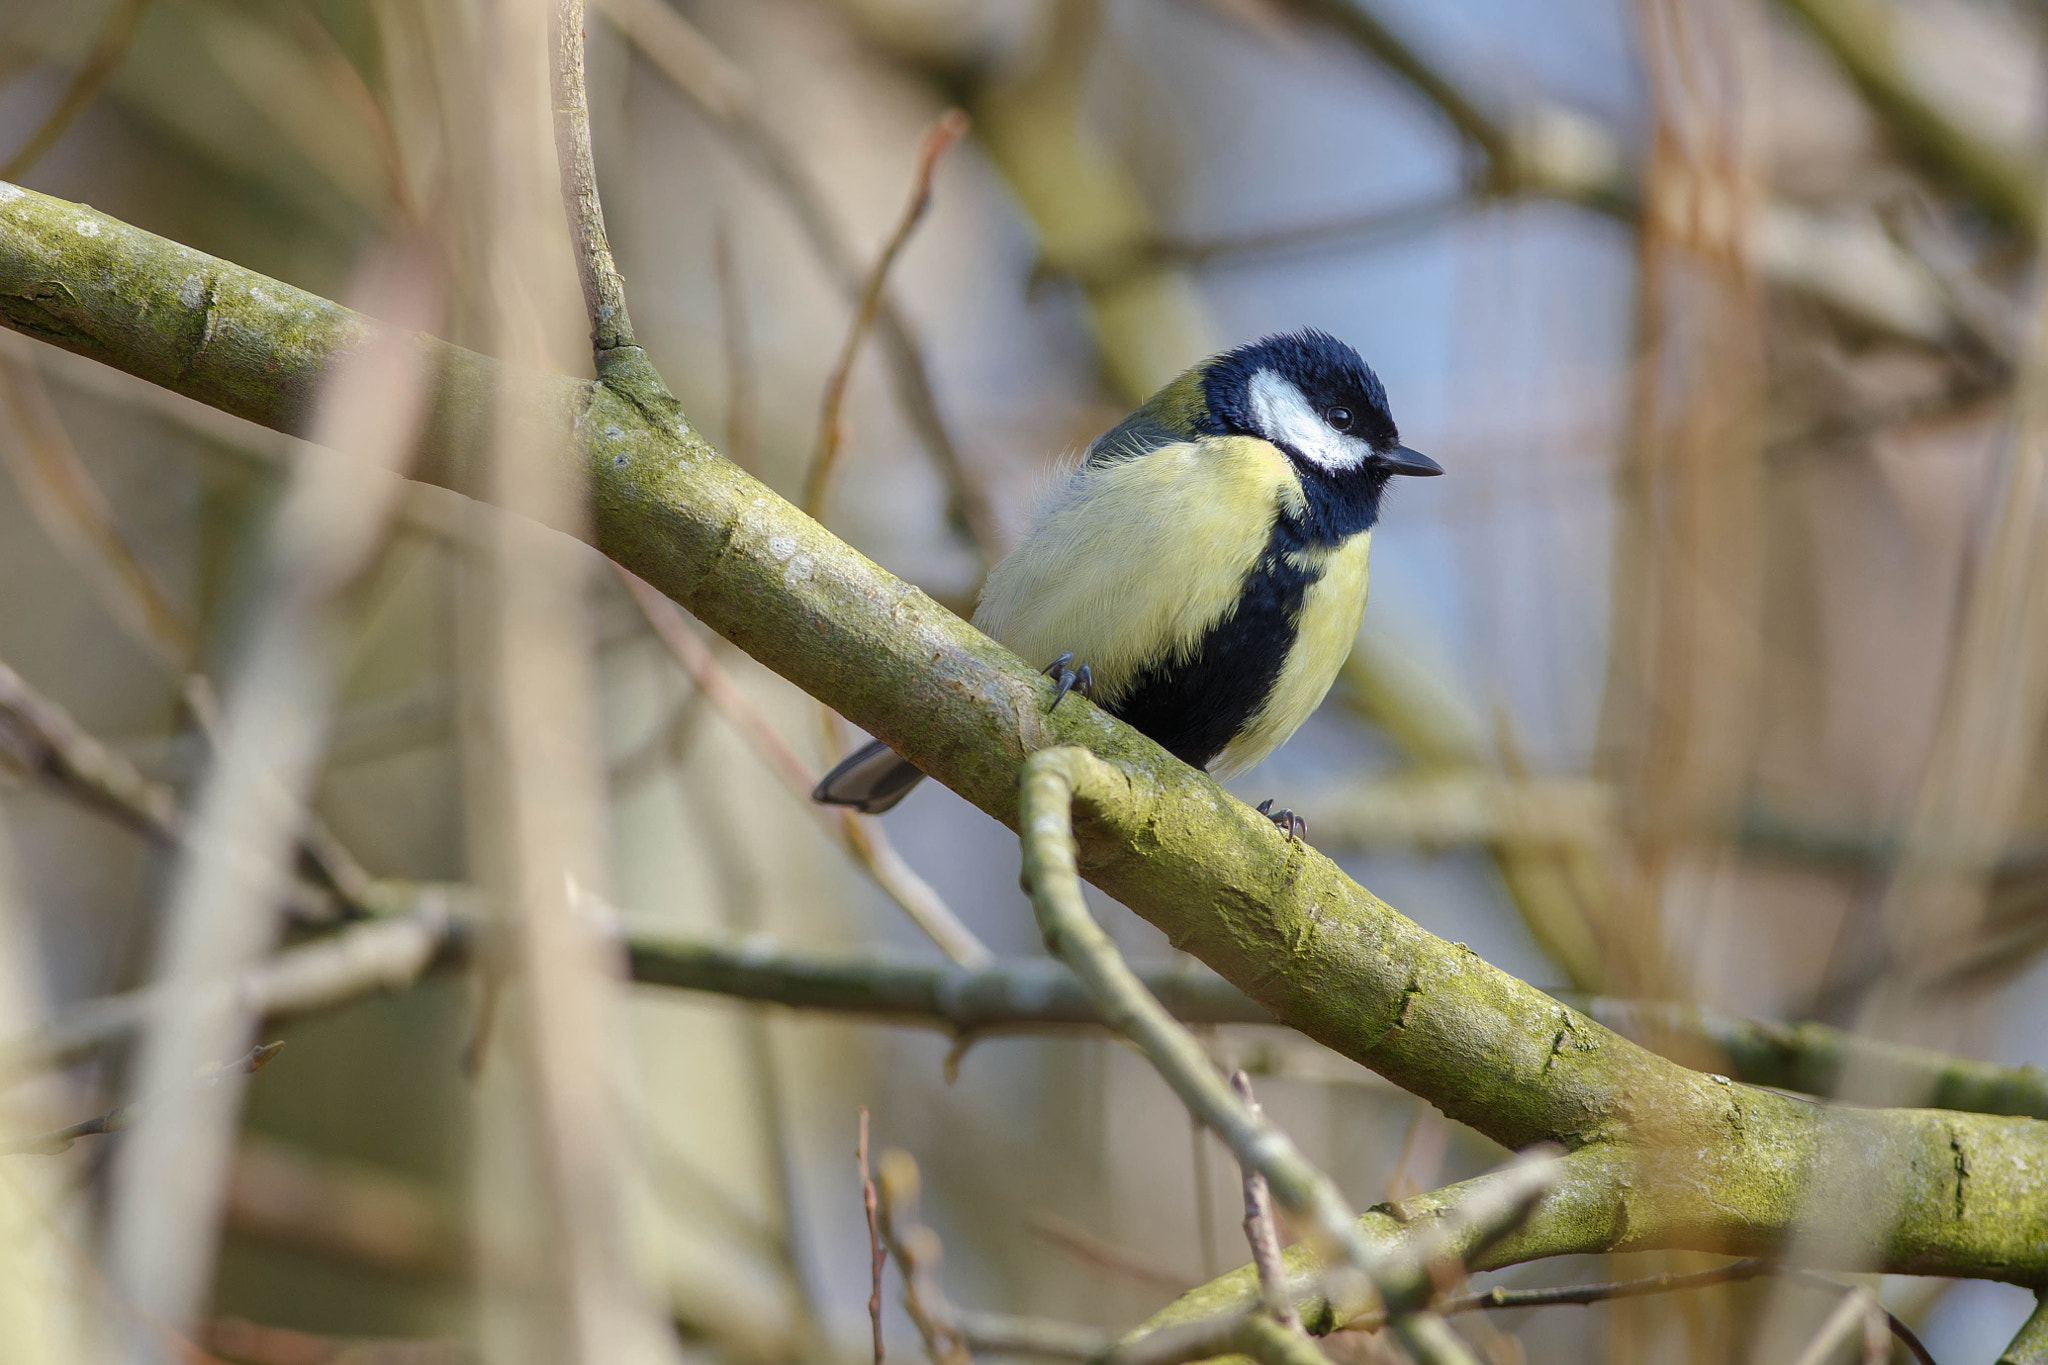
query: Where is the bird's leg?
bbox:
[1256,798,1306,842]
[1041,652,1094,710]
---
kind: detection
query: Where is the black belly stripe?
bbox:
[1107,529,1321,770]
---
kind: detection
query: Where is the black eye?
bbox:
[1325,405,1353,431]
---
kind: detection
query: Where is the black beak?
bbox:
[1378,445,1442,477]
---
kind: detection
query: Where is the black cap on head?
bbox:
[1199,329,1400,455]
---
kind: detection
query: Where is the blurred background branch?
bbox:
[590,0,1003,563]
[0,1039,281,1155]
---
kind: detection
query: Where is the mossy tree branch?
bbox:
[1018,748,1375,1259]
[2,180,2047,1288]
[1586,997,2048,1122]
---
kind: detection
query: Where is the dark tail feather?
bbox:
[812,738,926,814]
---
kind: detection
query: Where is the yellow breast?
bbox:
[973,436,1303,704]
[1211,531,1371,777]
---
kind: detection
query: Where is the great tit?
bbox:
[813,329,1439,829]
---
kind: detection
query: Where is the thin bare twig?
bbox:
[834,812,991,968]
[4,891,462,1082]
[0,351,381,914]
[1127,1160,1748,1365]
[713,218,758,470]
[0,645,398,927]
[9,911,1938,1363]
[1777,1273,1935,1365]
[1117,1312,1340,1365]
[0,650,407,924]
[1364,1150,1563,1365]
[1230,1070,1302,1333]
[283,0,424,226]
[0,655,180,841]
[2,1042,283,1155]
[1026,1211,1193,1295]
[551,0,638,360]
[858,1109,885,1365]
[1341,1259,1937,1365]
[875,1146,971,1365]
[1035,190,1472,288]
[182,675,378,912]
[8,914,1244,1089]
[0,348,193,666]
[23,893,2042,1156]
[617,569,813,790]
[1435,1260,1775,1316]
[955,1311,1111,1361]
[1,0,154,179]
[589,0,1002,562]
[802,109,969,520]
[617,567,992,965]
[608,685,709,791]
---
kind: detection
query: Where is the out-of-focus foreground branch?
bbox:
[3,181,2046,1290]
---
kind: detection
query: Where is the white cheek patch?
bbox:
[1246,369,1374,471]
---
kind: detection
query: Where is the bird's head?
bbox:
[1196,329,1440,484]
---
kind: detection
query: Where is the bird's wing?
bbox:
[974,435,1301,703]
[1083,366,1211,467]
[1084,409,1186,466]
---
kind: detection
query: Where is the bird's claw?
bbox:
[1257,799,1306,842]
[1042,652,1094,710]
